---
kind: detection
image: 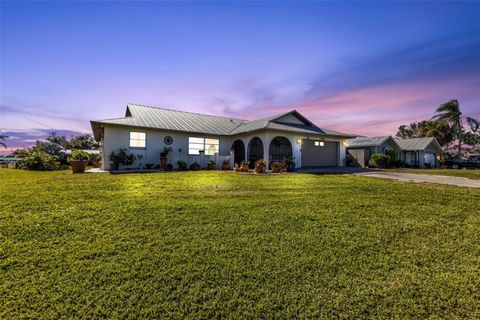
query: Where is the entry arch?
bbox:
[269,136,292,162]
[231,139,245,165]
[247,137,264,168]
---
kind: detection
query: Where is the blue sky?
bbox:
[1,1,479,151]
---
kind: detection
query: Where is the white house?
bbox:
[91,104,353,170]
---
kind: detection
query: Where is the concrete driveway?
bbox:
[298,167,480,188]
[353,171,480,188]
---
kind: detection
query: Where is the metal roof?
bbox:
[396,137,442,151]
[91,104,352,140]
[346,136,395,148]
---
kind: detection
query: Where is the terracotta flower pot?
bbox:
[70,160,88,173]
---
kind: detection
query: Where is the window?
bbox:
[188,137,220,155]
[129,132,146,148]
[314,141,324,147]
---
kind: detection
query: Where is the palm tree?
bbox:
[432,100,479,159]
[0,135,8,149]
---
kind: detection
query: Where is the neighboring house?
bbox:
[346,136,399,167]
[396,137,443,168]
[90,104,353,170]
[346,136,443,168]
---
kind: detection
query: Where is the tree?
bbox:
[47,134,71,149]
[432,99,479,159]
[396,120,454,147]
[0,135,8,149]
[69,134,100,150]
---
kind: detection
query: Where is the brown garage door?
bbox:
[301,139,338,167]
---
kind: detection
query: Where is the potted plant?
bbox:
[189,162,201,171]
[285,156,296,172]
[109,149,135,170]
[222,159,230,170]
[90,153,102,168]
[207,160,216,170]
[254,159,267,174]
[164,163,173,171]
[160,147,172,167]
[270,161,282,173]
[177,160,187,171]
[69,150,90,173]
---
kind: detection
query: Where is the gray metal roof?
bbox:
[91,104,352,140]
[396,137,442,151]
[346,136,394,148]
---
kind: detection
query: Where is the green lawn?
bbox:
[1,169,479,319]
[385,168,480,180]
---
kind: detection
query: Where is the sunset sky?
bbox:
[1,1,479,151]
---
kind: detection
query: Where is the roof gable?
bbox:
[396,137,442,152]
[91,104,352,140]
[346,136,399,148]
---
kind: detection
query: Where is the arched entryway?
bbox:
[269,136,292,162]
[231,140,245,165]
[248,137,264,168]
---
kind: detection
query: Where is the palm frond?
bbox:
[466,116,480,132]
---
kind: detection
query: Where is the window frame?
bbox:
[314,141,325,147]
[129,131,147,149]
[188,137,220,155]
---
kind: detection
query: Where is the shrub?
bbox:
[177,160,188,171]
[109,149,135,169]
[145,163,154,169]
[368,153,390,168]
[18,150,59,171]
[254,159,267,174]
[70,150,90,161]
[239,160,249,172]
[270,161,282,173]
[207,160,216,170]
[89,153,102,164]
[285,156,296,172]
[221,159,230,170]
[189,162,201,171]
[164,163,173,171]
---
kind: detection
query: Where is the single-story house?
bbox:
[346,136,443,168]
[396,137,443,168]
[91,104,354,170]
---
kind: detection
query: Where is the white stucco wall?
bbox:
[102,125,233,170]
[101,125,347,170]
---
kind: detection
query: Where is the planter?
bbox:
[70,160,88,173]
[160,157,167,167]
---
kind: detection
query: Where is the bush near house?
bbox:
[368,153,390,168]
[189,162,201,171]
[206,160,216,170]
[16,150,59,171]
[254,159,267,174]
[177,160,188,171]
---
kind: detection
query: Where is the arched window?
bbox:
[269,136,292,162]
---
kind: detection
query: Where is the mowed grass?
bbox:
[385,168,480,180]
[1,169,479,319]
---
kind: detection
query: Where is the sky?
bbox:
[1,1,479,152]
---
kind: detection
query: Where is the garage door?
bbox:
[301,139,338,167]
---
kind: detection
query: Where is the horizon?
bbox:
[1,1,479,153]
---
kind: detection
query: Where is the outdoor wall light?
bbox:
[296,138,302,144]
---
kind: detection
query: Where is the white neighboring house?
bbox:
[90,104,353,170]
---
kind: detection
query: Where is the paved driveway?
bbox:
[354,171,480,188]
[298,167,480,188]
